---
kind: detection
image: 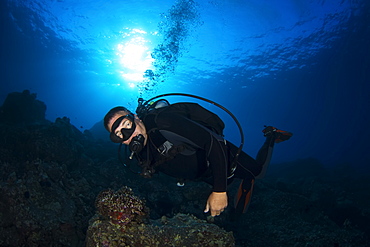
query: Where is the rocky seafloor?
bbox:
[0,90,369,246]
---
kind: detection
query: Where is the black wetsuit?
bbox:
[137,105,275,192]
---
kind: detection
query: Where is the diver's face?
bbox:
[108,111,147,145]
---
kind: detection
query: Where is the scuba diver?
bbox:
[103,94,292,217]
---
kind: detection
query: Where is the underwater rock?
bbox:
[0,114,87,166]
[0,90,47,124]
[0,120,80,165]
[86,186,235,247]
[0,160,86,246]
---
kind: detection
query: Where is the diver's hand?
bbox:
[204,192,228,216]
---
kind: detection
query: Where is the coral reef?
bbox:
[0,90,369,246]
[87,186,234,246]
[95,186,148,227]
[0,160,89,246]
[87,205,235,246]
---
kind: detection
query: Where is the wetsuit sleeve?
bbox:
[155,112,228,192]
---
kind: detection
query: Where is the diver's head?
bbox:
[104,106,147,145]
[104,106,130,132]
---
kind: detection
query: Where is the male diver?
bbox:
[103,99,292,217]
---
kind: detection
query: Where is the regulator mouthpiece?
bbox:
[129,134,145,159]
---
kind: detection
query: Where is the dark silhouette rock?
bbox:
[0,90,47,125]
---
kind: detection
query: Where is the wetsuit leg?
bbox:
[227,141,262,178]
[230,154,258,214]
[227,142,259,214]
[255,134,275,179]
[233,171,255,214]
[227,136,275,214]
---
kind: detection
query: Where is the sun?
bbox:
[115,28,154,88]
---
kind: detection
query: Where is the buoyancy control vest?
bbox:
[135,101,226,178]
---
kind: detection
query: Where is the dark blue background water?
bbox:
[1,0,369,169]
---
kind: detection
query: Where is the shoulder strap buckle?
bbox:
[157,140,173,155]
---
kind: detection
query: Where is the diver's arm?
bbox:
[204,191,228,216]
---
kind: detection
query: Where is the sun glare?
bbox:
[115,28,154,88]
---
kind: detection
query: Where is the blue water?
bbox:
[1,0,369,168]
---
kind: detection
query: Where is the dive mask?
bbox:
[109,113,136,143]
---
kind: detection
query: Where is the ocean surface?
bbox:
[1,0,369,168]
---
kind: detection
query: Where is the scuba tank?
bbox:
[136,97,170,119]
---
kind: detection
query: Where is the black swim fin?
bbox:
[234,178,255,214]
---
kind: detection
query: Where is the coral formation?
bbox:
[87,186,235,246]
[0,90,47,124]
[95,186,147,228]
[86,211,235,246]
